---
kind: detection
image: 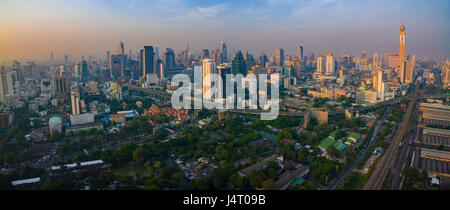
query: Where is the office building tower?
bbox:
[81,60,88,80]
[399,25,406,61]
[11,61,23,83]
[52,71,71,103]
[106,51,111,65]
[399,60,412,84]
[244,51,254,73]
[298,45,304,60]
[325,53,335,74]
[71,90,81,115]
[231,51,246,75]
[202,59,216,100]
[64,54,68,65]
[373,53,379,70]
[163,48,176,70]
[275,48,284,66]
[259,54,268,67]
[118,41,124,55]
[342,54,352,71]
[404,60,413,84]
[316,56,324,74]
[221,41,227,63]
[389,54,400,68]
[157,59,164,80]
[292,57,300,78]
[213,49,222,65]
[143,46,155,78]
[201,49,210,60]
[139,49,144,77]
[442,59,450,88]
[0,68,14,102]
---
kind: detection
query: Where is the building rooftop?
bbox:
[271,165,309,190]
[319,137,335,150]
[11,177,41,186]
[49,116,62,125]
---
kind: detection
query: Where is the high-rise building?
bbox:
[316,56,324,73]
[221,41,227,63]
[389,54,400,68]
[275,48,284,66]
[399,25,406,61]
[143,46,155,78]
[52,71,71,103]
[259,54,268,67]
[201,49,210,60]
[404,60,413,84]
[213,49,222,65]
[163,48,176,70]
[157,59,164,80]
[442,59,450,88]
[81,60,88,80]
[0,68,14,102]
[325,53,335,74]
[118,41,125,55]
[64,54,69,65]
[202,59,216,100]
[399,60,413,84]
[342,54,352,71]
[231,51,246,75]
[71,90,81,115]
[373,53,379,70]
[298,45,304,61]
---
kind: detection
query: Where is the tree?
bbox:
[132,147,145,165]
[327,145,341,158]
[335,130,347,140]
[248,171,268,188]
[229,174,244,188]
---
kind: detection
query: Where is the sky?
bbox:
[0,0,449,63]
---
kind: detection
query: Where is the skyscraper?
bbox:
[0,68,14,102]
[163,48,176,70]
[52,71,71,103]
[399,60,413,84]
[259,54,268,67]
[275,48,284,66]
[118,41,125,55]
[64,54,69,65]
[201,49,210,60]
[221,41,227,63]
[231,51,246,75]
[316,56,323,74]
[399,25,406,61]
[213,49,222,65]
[325,52,335,74]
[143,46,155,78]
[373,53,379,70]
[81,60,88,80]
[71,90,81,116]
[442,59,450,88]
[202,59,216,100]
[298,45,304,60]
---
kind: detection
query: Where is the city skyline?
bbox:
[0,0,449,63]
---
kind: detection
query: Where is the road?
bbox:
[326,105,391,190]
[363,86,418,190]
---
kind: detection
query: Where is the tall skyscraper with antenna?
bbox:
[399,25,406,61]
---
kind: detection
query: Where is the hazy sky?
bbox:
[0,0,449,63]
